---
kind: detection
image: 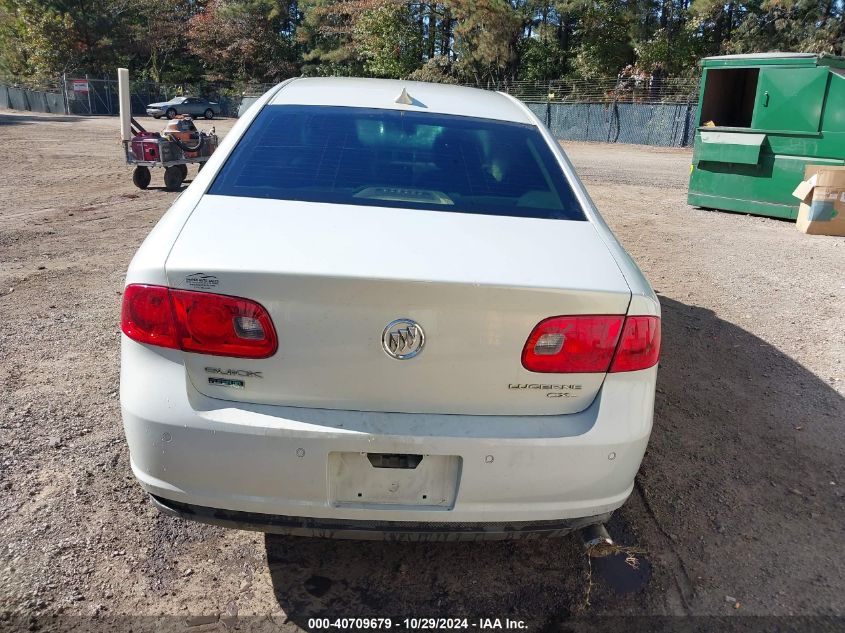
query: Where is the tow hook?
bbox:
[579,523,616,558]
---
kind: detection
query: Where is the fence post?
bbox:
[84,74,93,115]
[680,102,693,147]
[545,93,551,128]
[105,75,113,115]
[61,73,69,114]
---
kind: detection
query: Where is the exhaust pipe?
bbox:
[579,523,615,557]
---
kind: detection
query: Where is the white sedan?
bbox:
[120,77,660,539]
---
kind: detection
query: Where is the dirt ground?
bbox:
[0,111,843,631]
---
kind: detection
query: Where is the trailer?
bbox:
[117,68,219,191]
[687,53,845,219]
[123,116,218,191]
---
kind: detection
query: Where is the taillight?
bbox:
[121,284,277,359]
[522,315,660,373]
[121,284,179,350]
[522,316,624,373]
[609,315,661,373]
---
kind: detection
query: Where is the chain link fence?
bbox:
[0,74,64,114]
[1,74,700,146]
[482,77,700,147]
[0,75,269,118]
[466,77,699,104]
[526,100,697,146]
[60,76,252,117]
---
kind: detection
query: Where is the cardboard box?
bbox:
[792,165,845,236]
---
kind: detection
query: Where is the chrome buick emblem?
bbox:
[382,319,425,360]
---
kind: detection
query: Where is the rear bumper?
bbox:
[151,495,612,541]
[121,339,656,531]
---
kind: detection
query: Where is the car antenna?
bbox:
[395,88,414,105]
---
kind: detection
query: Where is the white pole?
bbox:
[118,68,132,141]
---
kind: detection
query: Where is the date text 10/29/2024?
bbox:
[307,618,528,630]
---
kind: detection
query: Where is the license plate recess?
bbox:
[329,452,461,509]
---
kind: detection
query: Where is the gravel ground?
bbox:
[0,111,843,632]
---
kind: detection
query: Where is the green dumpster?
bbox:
[687,52,845,219]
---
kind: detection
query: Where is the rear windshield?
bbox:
[209,105,585,221]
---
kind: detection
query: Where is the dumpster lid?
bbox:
[704,52,817,61]
[701,52,845,68]
[697,131,765,165]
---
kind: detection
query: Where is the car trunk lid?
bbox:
[165,196,631,415]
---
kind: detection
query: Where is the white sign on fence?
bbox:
[72,80,89,93]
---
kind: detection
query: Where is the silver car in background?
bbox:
[146,96,221,119]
